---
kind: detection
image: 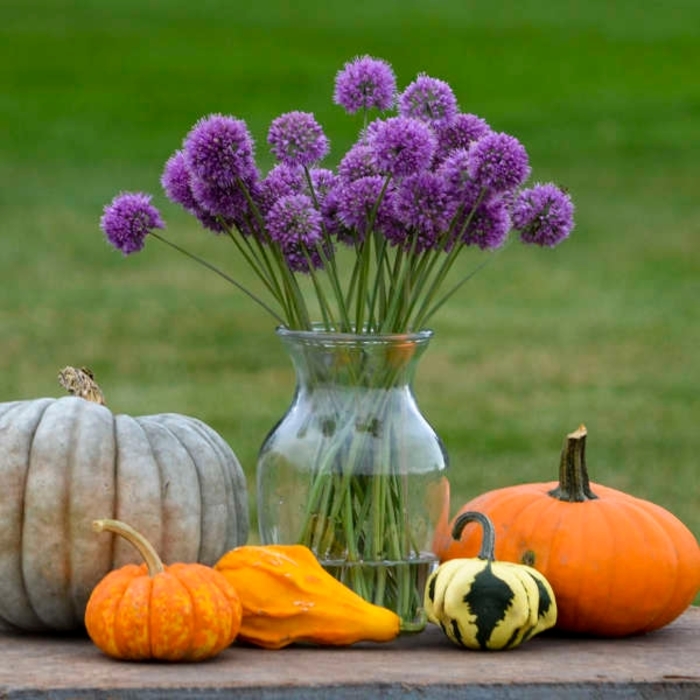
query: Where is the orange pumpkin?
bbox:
[85,519,242,661]
[433,425,700,637]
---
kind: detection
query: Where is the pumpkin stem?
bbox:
[92,519,165,576]
[58,366,106,405]
[451,511,496,561]
[548,424,599,502]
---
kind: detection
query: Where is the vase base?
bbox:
[319,554,437,625]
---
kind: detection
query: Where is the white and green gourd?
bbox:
[425,510,557,650]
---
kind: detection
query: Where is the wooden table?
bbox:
[1,607,698,699]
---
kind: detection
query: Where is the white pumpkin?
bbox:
[0,370,249,631]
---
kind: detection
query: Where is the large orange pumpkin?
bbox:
[433,425,700,637]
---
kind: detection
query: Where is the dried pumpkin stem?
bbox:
[548,424,599,502]
[92,519,165,576]
[58,366,106,405]
[451,511,496,562]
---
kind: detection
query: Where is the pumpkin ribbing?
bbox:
[86,519,242,661]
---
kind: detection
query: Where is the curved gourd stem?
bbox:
[548,424,599,502]
[451,511,496,562]
[58,366,106,405]
[93,519,165,576]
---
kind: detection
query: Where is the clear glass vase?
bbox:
[256,326,449,625]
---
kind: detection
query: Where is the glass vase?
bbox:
[256,326,449,625]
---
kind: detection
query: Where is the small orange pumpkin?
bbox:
[433,425,700,637]
[85,519,242,661]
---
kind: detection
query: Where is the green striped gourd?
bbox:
[424,510,557,650]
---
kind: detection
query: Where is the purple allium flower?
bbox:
[513,183,575,247]
[308,167,337,200]
[190,178,251,221]
[319,183,346,239]
[434,113,491,162]
[369,116,436,177]
[256,163,305,214]
[183,114,257,187]
[265,193,325,272]
[438,148,482,204]
[456,197,511,250]
[100,192,164,255]
[467,131,531,193]
[161,150,199,212]
[333,55,397,114]
[267,111,330,167]
[335,175,401,244]
[194,209,234,234]
[398,74,458,127]
[337,142,378,182]
[393,172,456,251]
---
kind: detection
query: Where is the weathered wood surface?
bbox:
[0,607,698,699]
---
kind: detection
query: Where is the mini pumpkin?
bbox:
[0,367,249,632]
[214,543,424,648]
[425,511,556,650]
[86,519,242,661]
[433,425,700,637]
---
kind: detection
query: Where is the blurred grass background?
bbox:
[1,0,698,588]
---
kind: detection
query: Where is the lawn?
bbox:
[1,0,698,595]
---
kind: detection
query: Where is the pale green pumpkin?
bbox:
[0,368,249,632]
[425,511,556,650]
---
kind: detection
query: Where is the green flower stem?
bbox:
[223,228,291,318]
[150,232,286,325]
[417,256,495,328]
[353,175,392,331]
[366,230,389,329]
[303,167,352,331]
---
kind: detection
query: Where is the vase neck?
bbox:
[277,329,432,390]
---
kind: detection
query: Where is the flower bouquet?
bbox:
[101,56,574,624]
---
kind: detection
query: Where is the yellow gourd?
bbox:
[215,544,424,648]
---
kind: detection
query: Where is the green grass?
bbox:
[1,1,698,601]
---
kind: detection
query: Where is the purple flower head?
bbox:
[161,150,199,212]
[369,116,436,177]
[319,183,346,239]
[308,167,337,200]
[467,131,531,193]
[267,111,329,167]
[335,175,402,245]
[434,113,491,163]
[337,142,378,182]
[265,194,325,272]
[256,163,304,215]
[513,183,575,247]
[333,55,397,114]
[190,177,251,222]
[194,209,233,234]
[456,197,511,250]
[438,148,483,206]
[100,192,164,255]
[183,114,257,188]
[393,172,456,252]
[398,74,458,127]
